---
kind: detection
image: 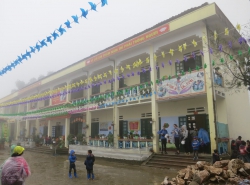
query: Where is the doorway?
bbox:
[52,125,63,138]
[43,126,48,136]
[70,122,83,136]
[141,118,152,139]
[119,121,128,138]
[91,122,99,138]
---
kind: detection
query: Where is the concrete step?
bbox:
[26,146,69,155]
[150,157,200,164]
[144,153,212,169]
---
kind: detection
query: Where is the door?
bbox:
[141,118,152,139]
[186,114,206,131]
[91,122,99,138]
[55,126,63,138]
[43,126,48,136]
[119,121,128,138]
[70,122,83,135]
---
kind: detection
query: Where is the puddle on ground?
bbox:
[0,148,177,185]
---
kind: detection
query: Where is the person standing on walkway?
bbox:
[181,125,190,155]
[68,150,78,178]
[84,150,95,180]
[1,146,31,185]
[157,126,168,154]
[172,124,180,155]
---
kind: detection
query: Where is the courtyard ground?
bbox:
[0,147,177,185]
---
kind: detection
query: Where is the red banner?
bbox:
[129,121,139,131]
[52,90,67,105]
[85,24,170,65]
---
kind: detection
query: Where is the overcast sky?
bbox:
[0,0,249,99]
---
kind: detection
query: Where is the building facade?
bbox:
[0,3,249,156]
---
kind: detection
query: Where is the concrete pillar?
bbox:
[66,82,70,102]
[16,121,20,140]
[48,120,52,137]
[86,72,92,143]
[113,60,119,148]
[203,25,217,153]
[86,111,91,141]
[35,119,39,136]
[25,120,30,138]
[149,46,159,153]
[65,118,70,147]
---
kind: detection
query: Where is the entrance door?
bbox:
[141,118,152,139]
[119,121,128,138]
[91,122,99,138]
[186,114,206,131]
[70,122,83,136]
[55,126,63,138]
[43,126,48,136]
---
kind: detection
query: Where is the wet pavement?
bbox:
[0,147,177,185]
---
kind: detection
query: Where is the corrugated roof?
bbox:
[2,2,210,101]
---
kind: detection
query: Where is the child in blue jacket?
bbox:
[68,150,77,178]
[157,126,169,154]
[192,136,200,161]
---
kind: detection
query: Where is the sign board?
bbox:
[85,24,170,65]
[52,90,67,105]
[129,121,139,131]
[156,71,206,100]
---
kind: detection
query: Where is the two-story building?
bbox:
[0,2,249,160]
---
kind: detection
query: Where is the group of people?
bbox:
[68,149,95,180]
[158,124,210,160]
[231,136,250,162]
[0,145,31,185]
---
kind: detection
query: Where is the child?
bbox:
[230,140,238,159]
[239,141,250,162]
[212,149,220,164]
[192,136,200,161]
[68,150,77,178]
[84,150,95,180]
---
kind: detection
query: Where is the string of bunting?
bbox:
[1,22,250,107]
[0,0,108,76]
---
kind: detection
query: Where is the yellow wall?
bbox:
[91,109,113,122]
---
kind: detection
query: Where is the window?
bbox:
[44,99,50,107]
[175,52,202,74]
[214,71,223,87]
[178,116,187,127]
[140,66,151,83]
[119,75,125,89]
[92,84,100,95]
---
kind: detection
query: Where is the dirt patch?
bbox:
[0,148,176,185]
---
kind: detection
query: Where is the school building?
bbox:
[0,3,249,160]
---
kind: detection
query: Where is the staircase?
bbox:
[25,146,69,155]
[143,152,212,169]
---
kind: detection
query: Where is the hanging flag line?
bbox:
[0,0,108,76]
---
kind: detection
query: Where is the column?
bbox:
[86,111,91,143]
[48,120,52,137]
[203,25,217,153]
[65,118,70,147]
[35,119,40,136]
[16,121,20,140]
[25,120,30,138]
[149,46,159,153]
[113,60,120,148]
[86,72,92,143]
[66,82,71,102]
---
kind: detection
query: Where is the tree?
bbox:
[11,89,17,93]
[47,71,54,76]
[15,80,26,90]
[28,78,37,84]
[38,75,45,80]
[206,23,250,91]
